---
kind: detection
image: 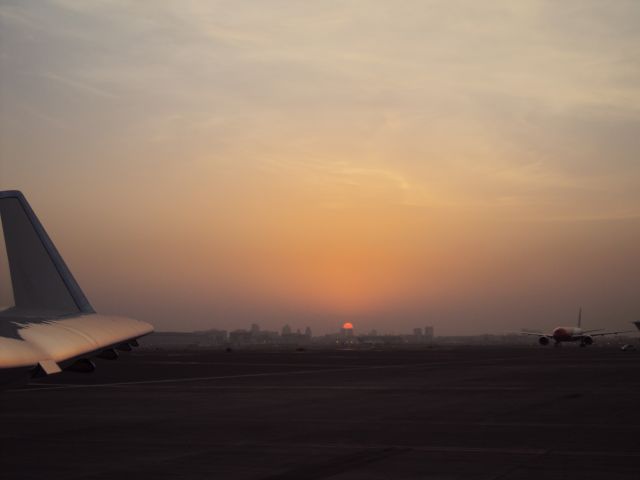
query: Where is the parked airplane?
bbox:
[0,190,153,386]
[522,308,629,347]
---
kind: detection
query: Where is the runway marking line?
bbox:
[14,356,547,392]
[14,363,438,391]
[233,442,640,459]
[11,359,512,391]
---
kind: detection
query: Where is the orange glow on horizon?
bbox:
[342,322,354,330]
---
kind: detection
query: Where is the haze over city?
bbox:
[1,0,639,334]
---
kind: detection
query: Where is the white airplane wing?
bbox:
[0,190,153,386]
[520,331,552,338]
[586,330,632,337]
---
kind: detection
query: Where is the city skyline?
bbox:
[144,320,441,349]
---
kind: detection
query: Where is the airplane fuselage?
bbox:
[551,326,584,343]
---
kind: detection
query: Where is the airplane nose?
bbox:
[552,328,564,338]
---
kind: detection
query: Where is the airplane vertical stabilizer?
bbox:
[577,307,582,328]
[0,191,94,316]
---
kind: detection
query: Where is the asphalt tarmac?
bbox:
[2,346,640,479]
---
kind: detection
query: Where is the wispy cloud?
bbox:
[41,72,118,99]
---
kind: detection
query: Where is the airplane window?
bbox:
[0,197,79,316]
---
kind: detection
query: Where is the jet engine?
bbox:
[581,336,593,346]
[539,336,550,346]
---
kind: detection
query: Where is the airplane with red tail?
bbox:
[522,308,630,347]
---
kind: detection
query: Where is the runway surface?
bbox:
[2,346,640,479]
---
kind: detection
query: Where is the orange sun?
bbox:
[342,322,354,330]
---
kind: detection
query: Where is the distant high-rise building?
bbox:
[282,324,292,336]
[424,326,434,340]
[250,323,260,335]
[304,326,312,338]
[413,327,423,337]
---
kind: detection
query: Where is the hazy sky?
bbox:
[1,0,639,334]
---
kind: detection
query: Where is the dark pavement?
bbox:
[2,346,639,479]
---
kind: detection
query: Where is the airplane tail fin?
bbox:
[577,307,582,328]
[0,190,94,316]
